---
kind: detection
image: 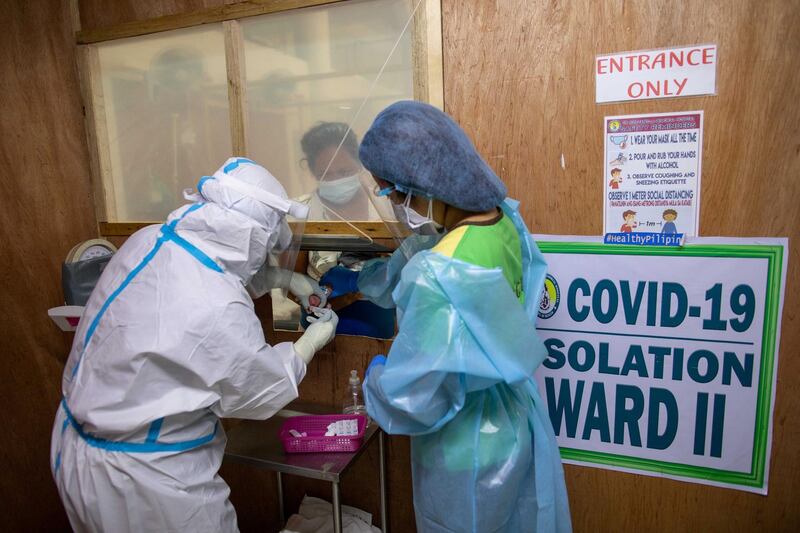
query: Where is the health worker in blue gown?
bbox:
[321,101,572,533]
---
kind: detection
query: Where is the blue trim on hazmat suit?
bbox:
[51,158,308,533]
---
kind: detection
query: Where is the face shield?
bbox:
[224,169,308,299]
[245,211,306,300]
[184,157,309,297]
[364,179,444,260]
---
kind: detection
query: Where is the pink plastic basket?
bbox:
[279,414,367,454]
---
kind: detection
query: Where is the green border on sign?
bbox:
[535,241,784,490]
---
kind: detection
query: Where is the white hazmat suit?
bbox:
[51,158,335,532]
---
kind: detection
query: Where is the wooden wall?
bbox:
[0,1,98,531]
[4,0,797,531]
[441,0,800,531]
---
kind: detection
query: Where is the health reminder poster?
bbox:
[534,236,787,494]
[604,112,703,241]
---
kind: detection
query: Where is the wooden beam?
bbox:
[99,222,155,236]
[302,221,393,238]
[100,221,394,238]
[224,20,249,157]
[76,45,118,223]
[412,0,444,109]
[76,0,348,44]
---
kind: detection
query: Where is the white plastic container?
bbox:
[342,370,367,418]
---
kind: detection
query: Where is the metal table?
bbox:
[224,402,388,533]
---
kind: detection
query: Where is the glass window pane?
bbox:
[98,25,231,221]
[242,0,415,222]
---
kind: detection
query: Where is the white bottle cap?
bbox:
[349,370,360,386]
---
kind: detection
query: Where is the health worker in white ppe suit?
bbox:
[51,157,338,533]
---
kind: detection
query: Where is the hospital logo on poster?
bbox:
[538,274,561,319]
[608,119,621,132]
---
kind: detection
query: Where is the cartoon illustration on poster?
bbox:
[603,112,703,243]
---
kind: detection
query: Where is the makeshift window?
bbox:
[80,0,443,234]
[78,0,443,336]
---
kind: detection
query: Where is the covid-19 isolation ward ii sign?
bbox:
[533,236,787,494]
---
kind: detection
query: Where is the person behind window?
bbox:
[299,122,378,221]
[296,123,394,337]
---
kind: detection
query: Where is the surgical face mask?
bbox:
[391,194,444,236]
[317,174,362,205]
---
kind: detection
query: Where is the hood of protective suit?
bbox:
[168,158,293,284]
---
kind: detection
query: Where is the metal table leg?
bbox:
[332,481,343,533]
[276,471,285,526]
[379,430,388,533]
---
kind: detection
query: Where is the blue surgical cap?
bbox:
[359,101,507,212]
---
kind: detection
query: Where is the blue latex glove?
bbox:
[319,266,360,298]
[365,355,387,380]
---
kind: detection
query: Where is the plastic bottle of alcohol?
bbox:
[342,370,367,417]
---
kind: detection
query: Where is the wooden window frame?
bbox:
[76,0,444,239]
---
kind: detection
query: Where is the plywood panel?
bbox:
[0,0,98,530]
[441,0,800,531]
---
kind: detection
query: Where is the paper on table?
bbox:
[324,419,359,437]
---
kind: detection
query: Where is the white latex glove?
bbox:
[288,272,329,311]
[293,308,339,364]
